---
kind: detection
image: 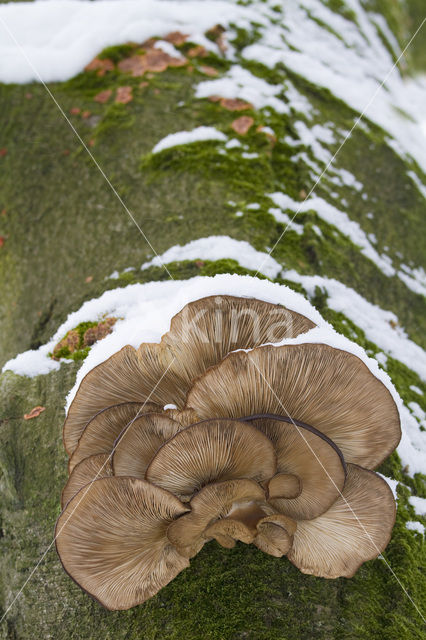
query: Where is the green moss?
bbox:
[322,0,357,23]
[47,321,99,363]
[98,43,138,63]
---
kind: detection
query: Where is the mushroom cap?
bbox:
[146,419,276,497]
[248,415,346,520]
[287,464,396,578]
[137,295,315,405]
[61,453,112,509]
[112,413,181,478]
[254,514,297,557]
[266,473,301,500]
[167,479,265,554]
[204,518,255,545]
[186,343,401,469]
[63,346,166,455]
[55,477,190,610]
[68,402,159,474]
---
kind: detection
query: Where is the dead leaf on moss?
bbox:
[118,49,186,77]
[83,318,117,347]
[94,89,112,104]
[208,95,222,102]
[0,148,7,157]
[194,260,205,268]
[139,81,149,88]
[70,107,81,115]
[115,86,133,104]
[220,98,253,111]
[24,406,46,420]
[187,45,207,58]
[25,92,33,100]
[81,110,91,119]
[0,236,5,248]
[200,65,218,77]
[164,31,189,46]
[1,209,6,216]
[231,116,254,135]
[85,57,115,74]
[85,275,93,283]
[52,330,80,359]
[256,125,277,144]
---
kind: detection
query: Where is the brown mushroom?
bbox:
[55,477,190,610]
[137,295,315,405]
[63,346,167,455]
[68,402,160,474]
[112,413,181,478]
[61,453,112,509]
[254,514,297,557]
[266,473,301,499]
[146,419,276,497]
[287,464,396,578]
[186,343,401,469]
[245,415,346,520]
[167,478,266,557]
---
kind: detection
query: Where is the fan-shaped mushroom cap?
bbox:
[61,453,112,509]
[112,413,181,478]
[287,464,396,578]
[164,407,200,427]
[186,343,401,469]
[55,477,190,610]
[167,479,265,556]
[266,473,301,500]
[204,518,255,545]
[63,346,169,455]
[249,416,346,520]
[68,402,159,474]
[146,419,276,497]
[138,295,315,405]
[254,514,297,557]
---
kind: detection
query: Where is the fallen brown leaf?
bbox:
[115,86,133,104]
[88,139,95,147]
[0,148,7,157]
[208,94,222,102]
[81,110,91,119]
[83,318,117,347]
[231,116,254,135]
[85,275,93,283]
[187,45,207,58]
[70,107,81,115]
[94,89,112,104]
[1,209,6,216]
[194,260,205,268]
[52,330,80,360]
[0,236,5,248]
[164,31,188,46]
[24,406,45,420]
[118,49,186,77]
[220,97,253,111]
[85,57,115,73]
[200,65,218,77]
[25,92,33,100]
[139,81,149,88]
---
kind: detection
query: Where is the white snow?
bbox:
[410,385,423,396]
[406,521,425,535]
[152,126,227,154]
[195,64,289,114]
[140,236,282,279]
[377,474,398,500]
[268,207,304,235]
[409,496,426,517]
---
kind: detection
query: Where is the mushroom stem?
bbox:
[226,501,267,532]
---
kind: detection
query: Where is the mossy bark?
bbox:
[0,6,425,639]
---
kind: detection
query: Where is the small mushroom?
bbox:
[287,464,396,578]
[247,415,346,520]
[146,419,276,497]
[61,453,112,509]
[56,477,190,610]
[266,473,301,500]
[112,413,181,478]
[167,478,265,557]
[254,514,297,557]
[68,402,160,473]
[186,343,401,469]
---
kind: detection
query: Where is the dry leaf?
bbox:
[0,236,5,248]
[25,92,33,99]
[85,57,114,73]
[81,110,91,119]
[231,116,254,135]
[220,98,253,111]
[187,45,207,58]
[94,89,112,104]
[24,406,45,420]
[0,148,7,157]
[208,95,222,102]
[118,50,186,77]
[115,86,133,104]
[139,81,149,88]
[83,318,117,347]
[164,31,188,46]
[85,275,93,283]
[200,65,218,77]
[70,107,81,115]
[1,209,6,216]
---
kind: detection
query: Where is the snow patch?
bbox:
[152,126,226,153]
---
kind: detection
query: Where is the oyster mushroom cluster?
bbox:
[56,295,401,611]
